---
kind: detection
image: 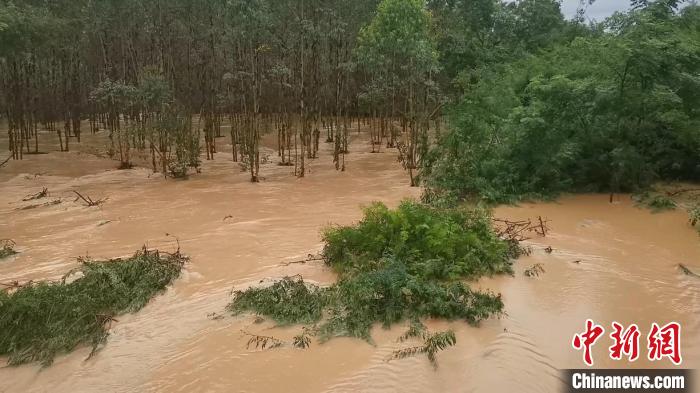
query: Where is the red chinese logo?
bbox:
[609,322,640,362]
[572,319,605,366]
[573,320,682,366]
[647,322,682,365]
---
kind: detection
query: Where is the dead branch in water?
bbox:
[22,188,48,201]
[241,329,283,350]
[279,254,324,266]
[73,190,107,207]
[492,216,550,242]
[0,154,11,169]
[19,199,62,210]
[678,264,700,278]
[666,188,700,197]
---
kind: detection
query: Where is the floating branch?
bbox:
[389,328,456,369]
[22,188,48,201]
[19,199,62,210]
[241,329,283,350]
[678,264,700,279]
[666,188,700,197]
[0,155,10,169]
[279,254,324,266]
[73,190,107,207]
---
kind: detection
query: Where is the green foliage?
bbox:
[318,261,503,341]
[228,201,509,346]
[633,192,678,212]
[0,248,186,366]
[390,324,457,368]
[228,276,328,326]
[322,201,513,280]
[424,4,700,203]
[356,0,438,76]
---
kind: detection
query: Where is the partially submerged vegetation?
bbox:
[690,205,700,232]
[633,186,700,233]
[390,321,457,368]
[322,201,515,280]
[229,201,512,364]
[633,192,677,212]
[0,248,186,366]
[0,239,18,259]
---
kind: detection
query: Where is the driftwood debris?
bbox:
[241,329,283,350]
[493,216,550,242]
[279,254,324,266]
[678,264,700,278]
[19,199,62,210]
[666,188,700,197]
[22,188,48,201]
[73,190,107,207]
[0,154,11,169]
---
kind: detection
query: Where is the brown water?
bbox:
[1,130,699,393]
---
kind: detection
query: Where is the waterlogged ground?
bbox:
[1,129,699,393]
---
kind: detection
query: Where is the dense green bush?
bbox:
[423,4,700,203]
[0,248,186,366]
[319,261,503,341]
[228,276,328,326]
[322,201,513,280]
[229,201,511,344]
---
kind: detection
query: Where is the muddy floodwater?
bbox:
[1,130,699,393]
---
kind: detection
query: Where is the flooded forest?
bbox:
[1,0,699,392]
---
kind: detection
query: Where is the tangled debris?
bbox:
[0,247,186,366]
[73,190,107,207]
[22,188,48,201]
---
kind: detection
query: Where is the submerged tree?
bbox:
[355,0,440,185]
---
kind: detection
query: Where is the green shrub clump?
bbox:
[422,6,700,203]
[229,201,510,343]
[322,201,514,280]
[0,248,186,366]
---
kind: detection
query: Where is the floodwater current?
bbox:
[0,129,698,393]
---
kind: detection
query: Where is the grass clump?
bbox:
[322,201,514,280]
[228,201,510,352]
[0,248,186,366]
